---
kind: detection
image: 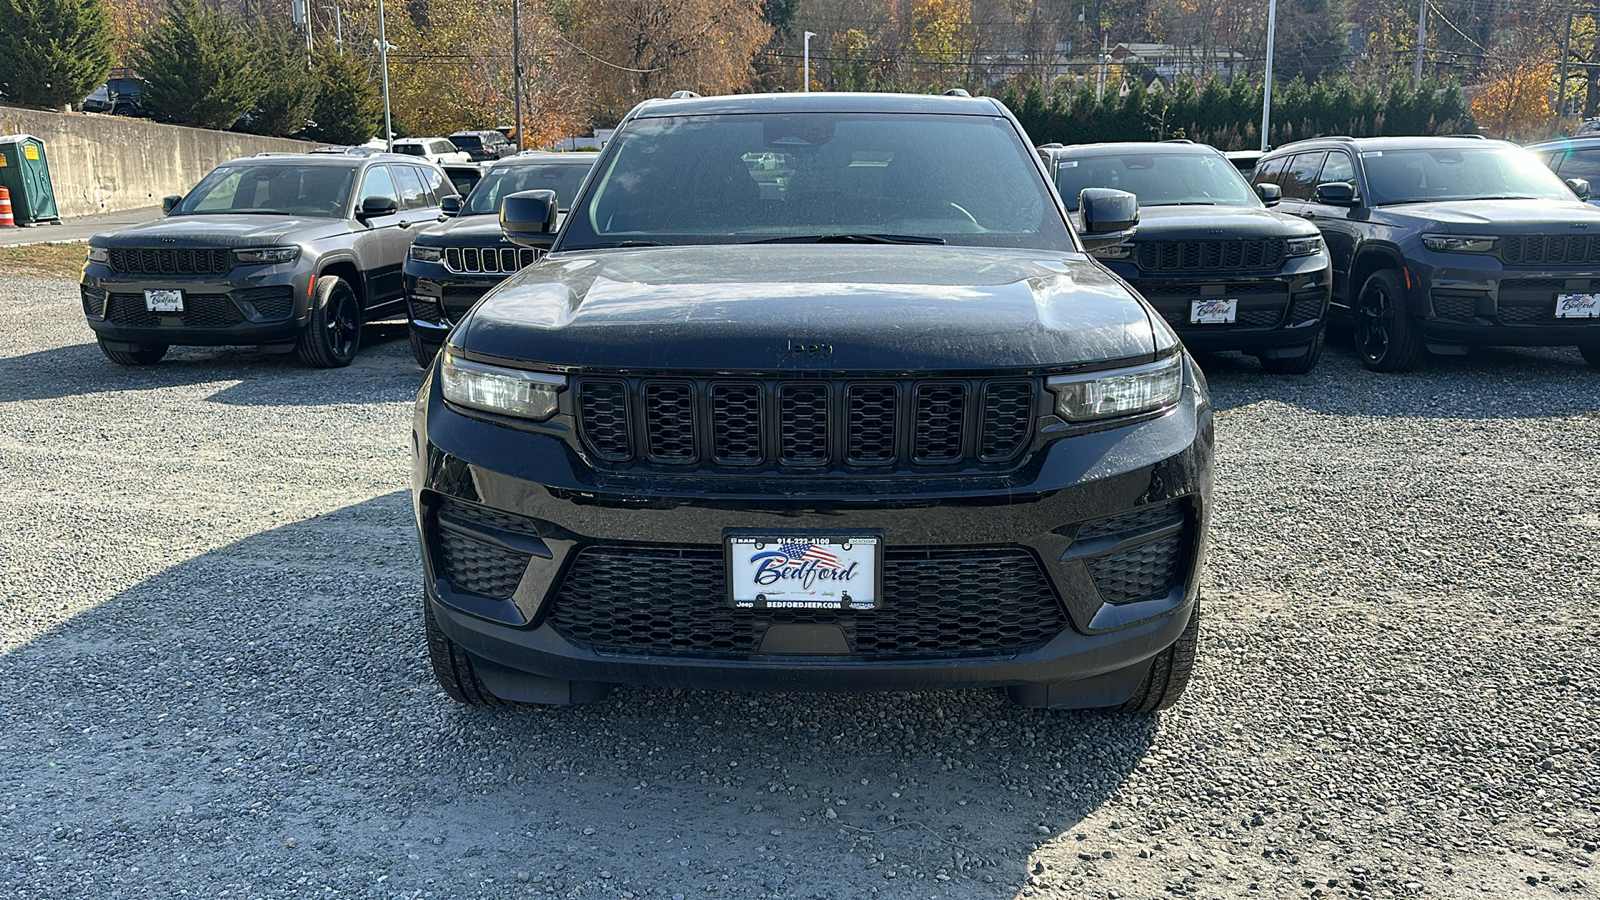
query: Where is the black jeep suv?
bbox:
[1041,141,1331,373]
[413,92,1214,712]
[1253,136,1600,371]
[404,151,599,366]
[82,150,455,367]
[449,130,515,161]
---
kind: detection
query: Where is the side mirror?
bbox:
[1313,181,1357,206]
[440,195,462,217]
[500,189,558,248]
[1077,188,1139,250]
[358,196,399,220]
[1567,177,1592,200]
[1254,182,1282,206]
[162,195,182,215]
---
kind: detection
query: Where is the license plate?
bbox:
[1556,293,1600,318]
[1191,298,1238,324]
[725,534,881,610]
[144,289,184,312]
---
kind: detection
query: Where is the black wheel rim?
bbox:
[1356,283,1392,362]
[326,287,358,358]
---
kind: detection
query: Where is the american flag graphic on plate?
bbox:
[778,541,839,568]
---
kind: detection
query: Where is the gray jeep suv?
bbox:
[81,150,456,367]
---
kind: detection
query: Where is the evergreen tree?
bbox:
[135,0,261,130]
[239,21,319,138]
[305,47,382,146]
[0,0,113,110]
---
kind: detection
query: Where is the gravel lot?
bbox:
[1,271,1596,899]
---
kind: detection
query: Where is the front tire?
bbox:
[409,327,441,369]
[1353,269,1423,372]
[296,275,362,368]
[1258,328,1325,375]
[98,338,167,366]
[1113,604,1199,712]
[1580,341,1600,370]
[423,596,504,706]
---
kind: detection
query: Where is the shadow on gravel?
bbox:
[0,322,421,406]
[1,491,1158,899]
[1199,334,1598,418]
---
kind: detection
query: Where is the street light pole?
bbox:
[513,0,525,150]
[1413,0,1428,89]
[804,32,816,92]
[376,0,394,151]
[1260,0,1276,152]
[321,4,343,56]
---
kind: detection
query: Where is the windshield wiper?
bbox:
[587,240,665,248]
[750,233,946,245]
[1158,201,1219,206]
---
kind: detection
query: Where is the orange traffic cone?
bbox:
[0,188,13,228]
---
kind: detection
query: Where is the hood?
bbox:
[414,213,529,247]
[1123,204,1319,239]
[459,245,1159,372]
[1385,198,1600,230]
[94,214,347,248]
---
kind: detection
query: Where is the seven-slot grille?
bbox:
[576,376,1035,471]
[107,247,232,276]
[443,245,541,275]
[1135,240,1286,272]
[1500,235,1600,266]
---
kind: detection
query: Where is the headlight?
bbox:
[233,246,300,264]
[1047,355,1183,423]
[1091,243,1134,260]
[1286,236,1324,257]
[440,349,565,421]
[86,246,110,264]
[409,244,444,263]
[1421,234,1497,253]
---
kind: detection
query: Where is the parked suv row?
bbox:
[1252,136,1600,371]
[81,149,457,367]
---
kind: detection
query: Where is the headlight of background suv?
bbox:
[1421,234,1498,253]
[86,246,110,264]
[233,246,301,264]
[440,349,565,421]
[409,244,444,263]
[1047,355,1184,423]
[1090,243,1133,260]
[1286,236,1324,257]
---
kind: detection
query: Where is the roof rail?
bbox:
[1445,133,1487,139]
[668,90,701,99]
[942,88,971,97]
[1037,142,1065,150]
[1159,138,1194,144]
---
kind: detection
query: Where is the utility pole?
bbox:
[1413,0,1427,89]
[1559,3,1574,117]
[804,32,816,91]
[321,4,343,56]
[1097,34,1107,102]
[513,0,525,150]
[376,0,394,151]
[1261,0,1276,152]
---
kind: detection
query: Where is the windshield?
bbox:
[1055,152,1259,210]
[559,112,1072,251]
[451,135,484,150]
[174,164,355,217]
[1364,147,1575,204]
[464,161,595,215]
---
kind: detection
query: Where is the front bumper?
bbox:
[1413,254,1600,345]
[412,363,1214,702]
[81,264,311,346]
[1102,254,1330,353]
[404,254,534,342]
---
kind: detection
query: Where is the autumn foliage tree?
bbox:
[0,0,113,109]
[1472,60,1557,140]
[577,0,770,121]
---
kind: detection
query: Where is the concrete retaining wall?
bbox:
[0,106,320,219]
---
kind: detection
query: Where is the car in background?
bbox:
[1254,135,1600,371]
[1043,141,1331,373]
[1224,149,1265,176]
[412,92,1212,713]
[449,130,515,161]
[403,151,599,366]
[1525,136,1600,207]
[441,162,488,197]
[82,77,144,116]
[81,151,456,367]
[393,137,473,165]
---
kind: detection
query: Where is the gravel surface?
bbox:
[1,274,1596,899]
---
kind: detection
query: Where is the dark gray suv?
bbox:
[81,150,456,367]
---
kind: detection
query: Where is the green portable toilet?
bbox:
[0,135,61,225]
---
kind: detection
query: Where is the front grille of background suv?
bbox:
[574,375,1035,472]
[443,245,542,276]
[1499,236,1600,266]
[1135,240,1287,272]
[108,247,232,276]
